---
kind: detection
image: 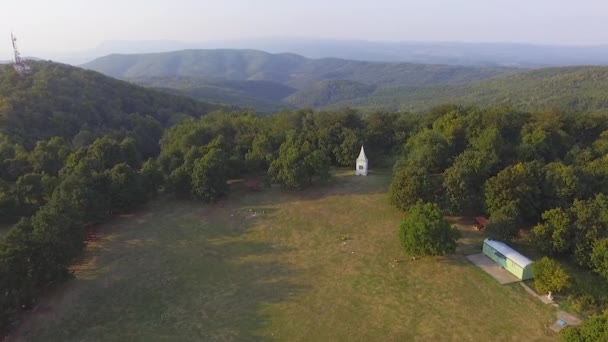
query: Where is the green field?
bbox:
[14,172,556,341]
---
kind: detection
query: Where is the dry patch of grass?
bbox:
[12,172,556,341]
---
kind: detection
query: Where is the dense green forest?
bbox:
[0,62,223,331]
[2,61,608,339]
[0,62,222,146]
[284,80,376,108]
[340,66,608,113]
[135,77,295,112]
[388,105,608,339]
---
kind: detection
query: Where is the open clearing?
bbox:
[12,172,556,341]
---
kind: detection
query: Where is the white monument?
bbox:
[355,146,368,176]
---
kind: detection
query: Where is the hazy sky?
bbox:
[1,0,607,59]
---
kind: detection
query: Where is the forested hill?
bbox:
[133,77,297,113]
[341,66,608,113]
[0,61,221,146]
[284,80,376,108]
[82,50,608,114]
[81,49,519,89]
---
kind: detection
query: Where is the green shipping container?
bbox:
[482,239,534,280]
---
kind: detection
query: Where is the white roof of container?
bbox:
[484,238,533,268]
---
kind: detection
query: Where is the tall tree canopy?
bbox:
[399,202,460,256]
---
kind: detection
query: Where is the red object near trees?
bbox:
[474,216,489,230]
[244,180,261,191]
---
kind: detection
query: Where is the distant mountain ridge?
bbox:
[82,49,518,89]
[198,38,608,67]
[81,49,522,111]
[81,49,608,114]
[49,38,608,66]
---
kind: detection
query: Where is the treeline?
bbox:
[389,105,608,317]
[0,136,159,330]
[0,108,416,331]
[0,60,218,332]
[157,110,415,194]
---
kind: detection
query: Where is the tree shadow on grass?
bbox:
[435,254,478,267]
[227,172,392,209]
[14,201,308,342]
[118,204,306,341]
[156,240,305,341]
[15,171,394,341]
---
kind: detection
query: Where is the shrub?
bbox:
[191,149,228,202]
[486,202,522,241]
[389,165,433,211]
[560,310,608,341]
[590,238,608,282]
[533,257,570,294]
[399,202,460,256]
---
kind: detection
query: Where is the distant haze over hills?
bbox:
[36,38,608,67]
[82,49,517,88]
[0,57,39,64]
[195,38,608,67]
[82,48,608,114]
[82,49,521,112]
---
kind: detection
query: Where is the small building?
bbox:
[474,216,488,231]
[355,146,368,176]
[482,238,534,280]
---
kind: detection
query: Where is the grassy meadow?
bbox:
[13,171,557,341]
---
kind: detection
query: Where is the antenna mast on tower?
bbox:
[11,33,31,75]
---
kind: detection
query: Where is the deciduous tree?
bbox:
[191,148,228,202]
[399,202,460,256]
[269,132,330,190]
[486,201,522,241]
[533,257,570,294]
[590,239,608,282]
[560,310,608,341]
[390,166,433,211]
[531,208,573,255]
[485,162,542,221]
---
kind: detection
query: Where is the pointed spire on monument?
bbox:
[355,145,368,176]
[357,145,368,162]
